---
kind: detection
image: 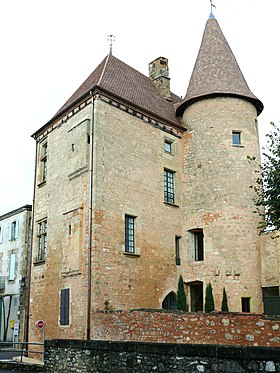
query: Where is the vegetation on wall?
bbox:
[177,275,188,312]
[205,282,215,313]
[248,121,280,232]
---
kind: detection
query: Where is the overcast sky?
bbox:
[0,0,278,216]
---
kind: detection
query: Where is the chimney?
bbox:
[149,57,171,101]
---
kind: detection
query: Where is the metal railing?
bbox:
[0,341,44,363]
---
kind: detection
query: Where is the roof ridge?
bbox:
[97,53,111,86]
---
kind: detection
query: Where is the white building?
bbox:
[0,205,32,342]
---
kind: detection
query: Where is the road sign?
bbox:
[36,320,45,329]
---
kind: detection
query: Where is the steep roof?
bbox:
[53,54,182,129]
[176,15,263,116]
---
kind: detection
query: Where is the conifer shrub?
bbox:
[205,282,215,312]
[177,275,188,312]
[221,287,229,312]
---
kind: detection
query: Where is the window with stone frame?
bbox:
[232,131,241,145]
[164,169,175,204]
[39,141,48,183]
[125,215,135,253]
[189,228,204,262]
[37,219,47,262]
[60,288,70,325]
[8,221,19,241]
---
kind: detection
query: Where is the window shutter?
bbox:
[9,253,16,281]
[15,221,19,240]
[8,223,12,241]
[60,288,70,325]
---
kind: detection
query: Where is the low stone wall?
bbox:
[92,309,280,347]
[44,339,280,372]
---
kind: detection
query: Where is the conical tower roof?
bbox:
[176,15,263,116]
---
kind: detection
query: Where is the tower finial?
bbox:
[107,34,115,54]
[210,0,216,17]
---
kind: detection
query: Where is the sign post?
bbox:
[36,320,45,355]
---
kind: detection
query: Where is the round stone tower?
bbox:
[176,14,264,313]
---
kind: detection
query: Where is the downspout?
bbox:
[87,93,94,340]
[25,139,38,346]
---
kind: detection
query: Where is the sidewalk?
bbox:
[13,356,43,365]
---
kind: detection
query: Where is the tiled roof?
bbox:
[176,16,263,116]
[54,54,183,128]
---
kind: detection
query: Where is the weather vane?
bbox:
[210,0,216,13]
[107,34,115,54]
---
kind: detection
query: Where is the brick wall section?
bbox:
[92,309,280,348]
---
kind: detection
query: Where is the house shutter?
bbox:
[9,253,16,281]
[60,288,70,325]
[8,223,12,241]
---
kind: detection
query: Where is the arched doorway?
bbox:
[162,292,177,310]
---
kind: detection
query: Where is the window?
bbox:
[164,169,175,204]
[37,220,47,261]
[241,297,251,312]
[232,131,241,145]
[0,226,2,244]
[125,215,135,253]
[60,288,70,325]
[162,292,177,310]
[9,253,16,281]
[175,236,181,265]
[8,221,18,241]
[190,229,204,261]
[164,139,172,154]
[39,142,48,182]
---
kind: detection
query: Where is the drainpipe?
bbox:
[25,139,38,346]
[87,93,94,340]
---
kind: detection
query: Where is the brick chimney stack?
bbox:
[149,57,171,101]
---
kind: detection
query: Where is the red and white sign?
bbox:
[36,320,45,329]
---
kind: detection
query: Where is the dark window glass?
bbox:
[193,229,204,261]
[125,215,135,253]
[175,236,181,265]
[164,170,175,204]
[232,131,241,145]
[162,292,177,310]
[60,288,70,325]
[164,140,172,153]
[241,297,251,312]
[37,220,47,261]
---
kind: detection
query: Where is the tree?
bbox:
[177,275,188,312]
[248,121,280,231]
[221,287,229,312]
[205,282,215,312]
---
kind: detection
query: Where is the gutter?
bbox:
[87,93,94,340]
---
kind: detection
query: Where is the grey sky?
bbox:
[0,0,278,215]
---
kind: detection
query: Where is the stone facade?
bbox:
[0,205,32,342]
[28,14,274,346]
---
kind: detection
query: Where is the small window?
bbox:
[37,219,47,261]
[9,253,16,281]
[232,131,241,145]
[175,236,181,265]
[60,288,70,325]
[39,142,48,183]
[8,221,18,241]
[190,229,204,262]
[125,215,135,253]
[164,169,175,204]
[241,297,251,312]
[164,140,172,154]
[0,227,2,244]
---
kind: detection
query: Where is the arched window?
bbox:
[162,292,177,310]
